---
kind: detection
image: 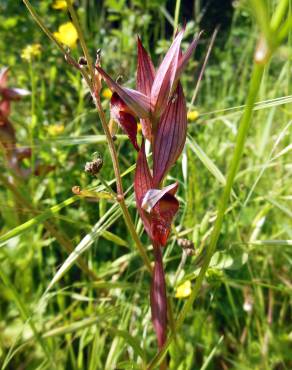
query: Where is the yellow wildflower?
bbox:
[53,22,78,48]
[47,124,65,136]
[175,280,192,298]
[187,110,199,121]
[102,88,112,100]
[21,44,41,62]
[137,122,142,132]
[52,0,67,9]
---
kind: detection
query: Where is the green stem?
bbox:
[65,0,95,83]
[23,0,153,274]
[63,3,153,273]
[270,0,290,31]
[147,61,266,370]
[173,0,181,36]
[22,0,92,89]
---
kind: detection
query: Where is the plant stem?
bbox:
[173,0,181,37]
[23,0,153,274]
[147,61,266,370]
[66,0,95,82]
[270,0,290,31]
[64,3,153,274]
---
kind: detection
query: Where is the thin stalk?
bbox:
[270,0,290,31]
[65,0,95,82]
[148,61,266,370]
[94,100,152,273]
[249,0,273,46]
[23,0,152,274]
[22,0,92,90]
[61,3,152,273]
[173,0,181,37]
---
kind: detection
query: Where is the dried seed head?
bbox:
[78,56,87,66]
[84,158,103,176]
[177,238,195,256]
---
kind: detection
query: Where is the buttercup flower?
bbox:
[175,280,192,298]
[187,110,199,121]
[98,27,201,350]
[54,22,78,48]
[21,43,42,62]
[102,88,112,100]
[52,0,67,10]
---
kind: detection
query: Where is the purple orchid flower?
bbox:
[97,28,200,351]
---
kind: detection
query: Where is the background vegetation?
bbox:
[0,0,291,369]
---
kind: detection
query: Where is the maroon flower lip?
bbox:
[97,27,200,350]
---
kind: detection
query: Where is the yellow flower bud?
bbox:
[52,0,67,10]
[175,280,192,298]
[102,88,113,100]
[47,124,65,136]
[187,110,199,121]
[21,44,42,62]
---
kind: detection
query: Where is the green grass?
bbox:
[0,0,291,369]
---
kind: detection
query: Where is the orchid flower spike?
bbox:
[98,27,201,352]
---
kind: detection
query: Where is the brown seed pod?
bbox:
[84,158,103,176]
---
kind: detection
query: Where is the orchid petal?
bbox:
[136,37,156,140]
[110,93,139,150]
[137,36,155,96]
[116,112,139,151]
[0,87,30,100]
[141,182,178,212]
[150,29,184,119]
[151,192,179,246]
[172,32,202,93]
[96,66,150,119]
[150,246,167,349]
[0,100,10,119]
[134,141,154,238]
[153,83,187,185]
